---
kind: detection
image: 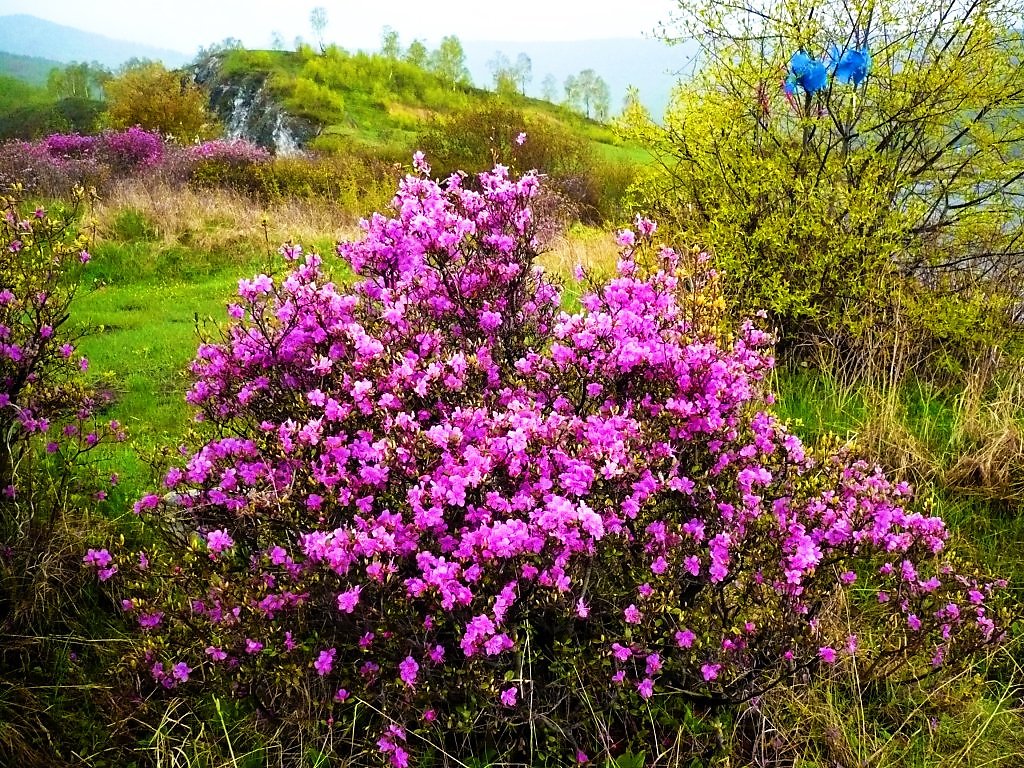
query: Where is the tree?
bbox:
[540,73,558,103]
[310,6,328,53]
[514,52,532,96]
[103,62,216,142]
[431,35,471,89]
[564,69,610,119]
[405,39,429,69]
[270,30,285,50]
[619,84,650,123]
[380,26,401,59]
[564,73,580,110]
[47,62,110,100]
[626,0,1024,365]
[489,51,518,98]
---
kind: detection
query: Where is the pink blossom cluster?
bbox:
[118,158,1005,766]
[188,139,270,165]
[38,128,164,170]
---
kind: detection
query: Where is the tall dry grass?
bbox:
[93,181,363,257]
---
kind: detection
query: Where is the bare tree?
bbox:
[310,6,328,53]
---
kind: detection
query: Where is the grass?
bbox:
[68,182,361,493]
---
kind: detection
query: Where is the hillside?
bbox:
[0,50,62,85]
[198,46,646,166]
[0,14,188,69]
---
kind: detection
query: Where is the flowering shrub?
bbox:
[0,128,164,196]
[0,140,108,198]
[101,126,164,172]
[114,158,1005,765]
[189,138,271,164]
[42,132,98,160]
[0,186,125,631]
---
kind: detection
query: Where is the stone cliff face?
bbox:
[192,55,318,155]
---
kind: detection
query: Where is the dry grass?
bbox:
[945,364,1024,504]
[538,226,620,289]
[93,181,363,256]
[746,638,1024,768]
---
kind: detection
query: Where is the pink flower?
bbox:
[637,677,654,699]
[398,655,419,687]
[206,529,234,555]
[675,629,695,648]
[819,646,837,664]
[624,604,642,624]
[701,663,721,681]
[337,585,362,613]
[500,686,518,707]
[315,647,336,676]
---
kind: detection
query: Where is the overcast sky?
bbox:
[0,0,680,55]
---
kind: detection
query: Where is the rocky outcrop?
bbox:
[192,55,318,155]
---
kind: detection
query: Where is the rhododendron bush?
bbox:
[111,158,1005,764]
[1,187,125,630]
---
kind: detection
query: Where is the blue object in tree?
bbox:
[789,50,829,93]
[833,46,872,85]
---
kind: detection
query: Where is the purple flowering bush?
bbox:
[0,128,164,197]
[0,186,126,632]
[100,126,164,173]
[114,158,1006,765]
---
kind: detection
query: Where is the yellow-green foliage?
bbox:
[626,0,1024,370]
[291,76,345,118]
[189,153,398,214]
[104,62,218,142]
[420,101,640,221]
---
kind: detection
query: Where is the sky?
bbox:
[0,0,680,55]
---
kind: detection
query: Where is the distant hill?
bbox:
[460,38,698,120]
[0,50,62,85]
[0,14,189,69]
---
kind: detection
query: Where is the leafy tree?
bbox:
[405,39,429,69]
[514,52,532,96]
[380,26,401,59]
[270,30,285,50]
[565,69,610,119]
[310,6,328,52]
[103,62,217,142]
[489,51,519,98]
[46,62,110,100]
[619,84,650,123]
[626,0,1024,367]
[541,73,558,103]
[431,35,471,88]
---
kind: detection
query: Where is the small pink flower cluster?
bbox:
[188,139,270,165]
[117,157,1005,766]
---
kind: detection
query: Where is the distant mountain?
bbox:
[0,50,62,86]
[0,14,189,70]
[461,37,699,120]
